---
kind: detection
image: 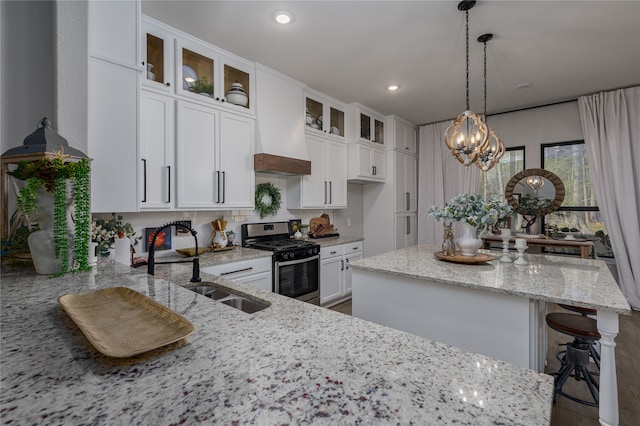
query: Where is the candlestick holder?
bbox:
[514,245,528,265]
[500,237,513,263]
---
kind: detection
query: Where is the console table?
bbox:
[481,235,596,259]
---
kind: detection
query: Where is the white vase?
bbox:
[456,222,482,257]
[114,237,131,265]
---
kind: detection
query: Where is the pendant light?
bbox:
[444,0,490,167]
[525,175,545,191]
[475,33,505,171]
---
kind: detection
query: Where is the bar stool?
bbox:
[557,304,600,369]
[546,312,601,407]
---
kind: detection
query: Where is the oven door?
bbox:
[274,254,320,304]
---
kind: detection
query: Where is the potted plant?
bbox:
[189,76,214,96]
[91,214,140,257]
[8,149,91,276]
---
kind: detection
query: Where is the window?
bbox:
[479,146,525,200]
[542,141,612,257]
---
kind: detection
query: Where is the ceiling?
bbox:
[142,1,640,126]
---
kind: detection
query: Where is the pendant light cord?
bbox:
[465,10,470,111]
[483,40,487,116]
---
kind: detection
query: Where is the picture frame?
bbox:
[174,220,192,235]
[144,227,172,252]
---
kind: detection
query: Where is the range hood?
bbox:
[254,64,310,176]
[254,153,311,175]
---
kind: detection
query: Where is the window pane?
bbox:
[479,147,525,200]
[543,143,598,207]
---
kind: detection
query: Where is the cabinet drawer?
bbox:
[201,256,272,279]
[344,241,363,253]
[321,245,344,259]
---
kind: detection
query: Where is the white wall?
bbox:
[0,1,54,154]
[486,101,584,168]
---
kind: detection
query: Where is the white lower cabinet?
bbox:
[395,213,418,249]
[201,257,272,293]
[320,241,363,305]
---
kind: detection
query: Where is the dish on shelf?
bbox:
[58,287,195,358]
[182,65,197,90]
[516,233,543,239]
[433,251,496,264]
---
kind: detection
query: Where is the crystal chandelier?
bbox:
[475,33,505,171]
[444,0,490,167]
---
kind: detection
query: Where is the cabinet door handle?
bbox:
[324,181,328,204]
[352,246,359,250]
[340,259,344,271]
[329,181,332,204]
[330,251,337,255]
[216,171,221,203]
[406,216,410,235]
[221,267,253,276]
[406,192,410,210]
[222,171,226,203]
[141,159,147,203]
[345,259,350,270]
[165,82,171,87]
[166,165,171,203]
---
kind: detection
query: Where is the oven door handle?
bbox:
[275,254,320,268]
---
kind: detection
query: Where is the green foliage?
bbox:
[189,76,214,95]
[516,194,554,216]
[255,182,281,219]
[73,159,91,272]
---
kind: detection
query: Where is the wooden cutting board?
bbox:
[310,216,330,232]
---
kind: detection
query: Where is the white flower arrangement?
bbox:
[91,214,140,254]
[428,193,512,228]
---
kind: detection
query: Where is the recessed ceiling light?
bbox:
[273,10,294,25]
[516,83,532,89]
[387,84,400,91]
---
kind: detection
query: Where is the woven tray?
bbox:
[58,287,195,358]
[434,251,496,264]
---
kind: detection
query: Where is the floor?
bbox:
[329,299,640,425]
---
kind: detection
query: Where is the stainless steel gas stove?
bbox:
[241,222,320,305]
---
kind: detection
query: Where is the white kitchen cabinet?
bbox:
[139,90,174,209]
[287,134,347,209]
[176,101,255,209]
[201,257,272,293]
[395,213,418,249]
[394,151,417,212]
[347,142,386,183]
[88,57,139,213]
[89,0,140,68]
[347,103,385,145]
[304,88,346,141]
[388,115,417,154]
[141,17,175,92]
[320,241,363,306]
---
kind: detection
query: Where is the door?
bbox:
[395,214,417,249]
[395,152,416,212]
[141,19,174,91]
[320,256,342,304]
[140,91,174,209]
[372,148,386,180]
[343,252,363,295]
[176,101,218,208]
[325,140,347,207]
[218,112,255,208]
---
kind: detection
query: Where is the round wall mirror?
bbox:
[504,168,565,216]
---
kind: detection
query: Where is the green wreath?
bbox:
[255,182,281,219]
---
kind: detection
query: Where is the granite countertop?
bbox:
[307,235,364,248]
[350,245,631,315]
[1,257,552,425]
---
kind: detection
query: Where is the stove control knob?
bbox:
[307,249,313,255]
[285,252,293,260]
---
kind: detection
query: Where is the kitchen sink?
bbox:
[187,283,269,313]
[190,284,231,300]
[219,297,269,314]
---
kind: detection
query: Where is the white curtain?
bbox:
[418,121,479,246]
[578,86,640,310]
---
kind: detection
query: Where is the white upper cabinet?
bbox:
[347,103,385,146]
[139,90,174,209]
[388,115,417,154]
[304,88,346,141]
[89,0,140,67]
[347,143,386,183]
[287,134,347,209]
[218,112,255,208]
[141,17,255,116]
[141,18,175,92]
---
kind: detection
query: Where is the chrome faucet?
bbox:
[147,221,201,282]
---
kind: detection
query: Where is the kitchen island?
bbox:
[350,245,631,426]
[1,252,553,425]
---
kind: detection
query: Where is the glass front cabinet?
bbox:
[304,88,346,141]
[348,103,385,145]
[142,17,254,115]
